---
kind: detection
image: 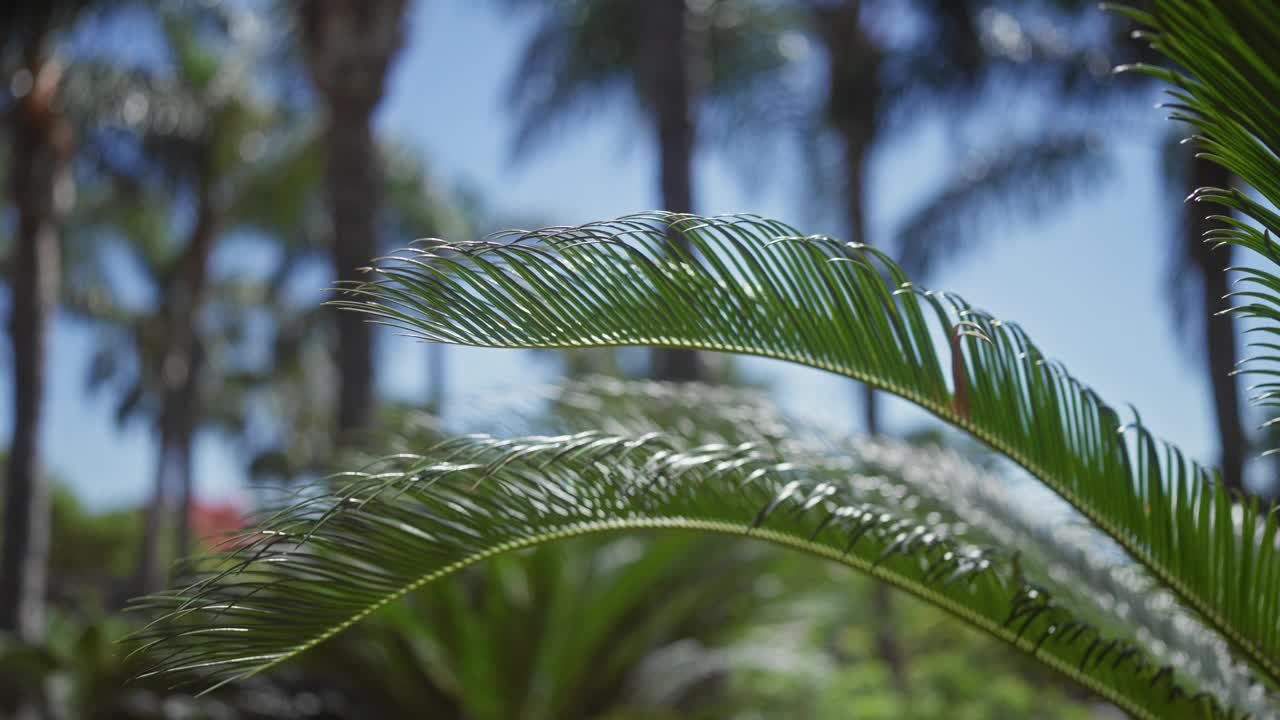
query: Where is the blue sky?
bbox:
[9,1,1236,509]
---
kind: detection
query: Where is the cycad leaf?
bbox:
[1117,2,1280,464]
[556,378,1272,717]
[133,421,1236,719]
[337,211,1280,692]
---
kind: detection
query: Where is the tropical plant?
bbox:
[129,2,1280,718]
[295,532,774,719]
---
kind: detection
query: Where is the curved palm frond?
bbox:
[335,211,1280,693]
[132,417,1240,719]
[1115,2,1280,464]
[553,377,1272,717]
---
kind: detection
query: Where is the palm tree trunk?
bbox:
[174,422,195,567]
[816,0,882,437]
[138,425,173,595]
[138,169,219,593]
[870,583,909,692]
[0,55,69,642]
[139,363,206,592]
[172,336,205,566]
[1188,156,1245,492]
[845,107,911,699]
[327,108,379,433]
[169,172,218,570]
[298,0,408,438]
[644,0,702,382]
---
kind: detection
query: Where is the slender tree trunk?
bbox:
[1188,156,1245,492]
[870,583,909,692]
[1,55,70,643]
[171,182,216,565]
[644,0,703,382]
[298,0,408,439]
[817,0,882,438]
[172,337,205,566]
[326,107,379,432]
[174,423,195,566]
[849,130,910,694]
[138,425,173,596]
[137,169,219,592]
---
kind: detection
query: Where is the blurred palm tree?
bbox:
[295,0,410,440]
[502,0,799,382]
[241,140,477,484]
[809,0,1145,436]
[65,3,304,591]
[0,0,112,645]
[826,3,1247,493]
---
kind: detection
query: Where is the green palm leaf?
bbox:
[1113,2,1280,461]
[134,416,1236,718]
[335,210,1280,693]
[555,378,1270,717]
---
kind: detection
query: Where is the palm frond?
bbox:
[132,418,1242,719]
[1116,2,1280,461]
[336,211,1280,692]
[554,377,1272,717]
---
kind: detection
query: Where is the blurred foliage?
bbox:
[296,535,774,719]
[0,611,370,719]
[728,570,1096,720]
[48,487,142,589]
[0,451,146,609]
